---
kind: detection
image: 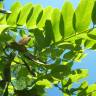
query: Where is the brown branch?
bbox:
[1,52,16,96]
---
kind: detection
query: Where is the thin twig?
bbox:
[54,84,77,95]
[2,82,9,96]
[22,59,35,76]
[54,84,65,93]
[64,27,95,41]
[51,27,96,46]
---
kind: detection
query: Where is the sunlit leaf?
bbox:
[37,6,53,28]
[51,8,62,42]
[17,3,33,25]
[27,4,42,29]
[0,25,9,34]
[61,1,75,38]
[74,0,94,32]
[69,69,88,82]
[7,2,22,26]
[36,79,52,88]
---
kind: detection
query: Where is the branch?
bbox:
[64,27,95,41]
[22,59,35,76]
[2,82,9,96]
[54,84,65,93]
[54,84,77,95]
[51,27,96,46]
[23,52,46,64]
[2,52,16,95]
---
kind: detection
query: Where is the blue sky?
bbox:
[4,0,96,96]
[4,0,79,9]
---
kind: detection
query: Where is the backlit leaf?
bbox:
[75,0,94,32]
[27,4,42,29]
[17,3,33,25]
[61,1,75,38]
[51,8,62,42]
[7,2,22,26]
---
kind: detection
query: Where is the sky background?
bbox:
[3,0,96,96]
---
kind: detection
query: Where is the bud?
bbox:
[18,35,31,45]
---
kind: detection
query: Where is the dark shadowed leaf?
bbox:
[92,1,96,25]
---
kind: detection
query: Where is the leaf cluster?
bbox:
[0,0,96,96]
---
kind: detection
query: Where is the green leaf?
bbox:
[11,65,30,90]
[51,48,63,59]
[51,8,62,42]
[27,4,42,29]
[0,2,3,9]
[0,15,6,24]
[57,42,74,50]
[74,53,87,62]
[59,14,64,38]
[33,28,46,50]
[17,3,33,25]
[7,2,22,26]
[78,83,96,96]
[37,6,53,28]
[63,51,75,60]
[44,20,53,46]
[0,25,9,34]
[66,30,93,44]
[87,28,96,40]
[14,77,27,90]
[79,81,88,89]
[77,81,88,96]
[91,43,96,50]
[8,83,14,94]
[61,1,75,38]
[36,79,52,88]
[92,1,96,25]
[75,0,94,32]
[69,69,88,82]
[86,84,96,94]
[84,39,96,49]
[51,64,71,79]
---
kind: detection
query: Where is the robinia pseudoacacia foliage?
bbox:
[0,0,96,96]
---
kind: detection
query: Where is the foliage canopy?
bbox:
[0,0,96,96]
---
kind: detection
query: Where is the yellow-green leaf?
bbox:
[17,3,33,25]
[0,25,9,34]
[75,0,94,32]
[7,2,22,26]
[61,1,75,38]
[37,6,53,28]
[69,69,88,82]
[51,8,62,42]
[36,79,52,88]
[27,4,42,29]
